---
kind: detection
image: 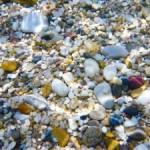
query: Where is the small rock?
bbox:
[124,117,138,128]
[137,89,150,105]
[0,68,4,77]
[123,106,139,117]
[109,115,123,126]
[103,65,117,81]
[21,11,49,33]
[84,58,100,78]
[120,75,130,91]
[103,137,120,150]
[88,120,100,127]
[105,131,115,138]
[63,72,74,85]
[14,112,29,120]
[23,93,47,110]
[82,127,102,147]
[145,67,150,76]
[1,61,18,72]
[52,78,69,97]
[68,119,78,130]
[52,127,70,147]
[128,76,145,90]
[41,84,51,98]
[112,77,122,85]
[94,82,114,109]
[84,40,99,53]
[11,0,37,5]
[117,97,125,105]
[130,81,149,98]
[89,107,106,120]
[7,141,16,150]
[102,46,128,59]
[111,85,122,98]
[23,63,35,72]
[126,128,147,141]
[11,129,20,140]
[133,144,148,150]
[18,103,30,114]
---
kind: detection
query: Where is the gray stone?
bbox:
[102,46,129,59]
[23,93,47,110]
[21,11,49,33]
[84,58,100,78]
[94,82,114,109]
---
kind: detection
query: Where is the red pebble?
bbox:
[128,76,145,90]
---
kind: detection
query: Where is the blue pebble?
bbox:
[120,75,130,91]
[82,52,91,58]
[32,56,41,63]
[80,115,87,120]
[109,115,123,126]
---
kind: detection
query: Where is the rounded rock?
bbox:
[84,58,100,78]
[52,78,69,97]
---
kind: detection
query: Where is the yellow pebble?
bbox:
[11,0,37,5]
[99,61,105,69]
[124,58,132,68]
[1,61,18,72]
[105,131,115,138]
[52,127,70,147]
[41,84,51,97]
[18,103,30,114]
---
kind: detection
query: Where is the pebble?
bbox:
[111,85,122,98]
[133,144,148,150]
[1,61,18,72]
[102,46,129,59]
[124,117,138,128]
[112,77,122,85]
[103,137,120,150]
[23,93,48,110]
[120,75,130,91]
[128,76,145,90]
[130,81,149,98]
[103,65,117,81]
[52,127,70,147]
[11,0,37,5]
[137,89,150,105]
[88,120,100,127]
[63,72,74,85]
[84,40,99,53]
[145,67,150,76]
[126,128,147,141]
[0,68,4,77]
[123,106,139,117]
[89,106,106,120]
[82,127,102,147]
[21,11,49,33]
[52,78,69,97]
[13,112,29,120]
[84,58,100,78]
[7,141,16,150]
[18,103,31,114]
[94,82,114,109]
[109,115,123,126]
[68,119,78,130]
[41,84,51,98]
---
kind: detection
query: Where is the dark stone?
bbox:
[111,85,122,98]
[120,76,130,91]
[82,52,91,58]
[128,76,145,90]
[41,34,54,40]
[11,129,20,140]
[80,115,87,120]
[32,56,41,63]
[109,115,123,126]
[43,129,54,142]
[123,106,139,117]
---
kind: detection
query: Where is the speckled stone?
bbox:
[82,127,102,147]
[1,61,18,72]
[18,103,30,114]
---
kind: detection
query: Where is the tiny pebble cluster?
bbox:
[0,0,150,150]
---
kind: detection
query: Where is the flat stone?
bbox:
[52,78,69,97]
[103,65,117,81]
[13,112,29,120]
[82,127,102,147]
[123,106,139,117]
[102,46,129,59]
[94,82,114,109]
[11,0,37,5]
[23,93,47,110]
[1,61,18,72]
[126,128,147,141]
[52,127,70,147]
[21,11,49,33]
[7,141,16,150]
[111,85,122,98]
[84,58,100,78]
[89,106,106,120]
